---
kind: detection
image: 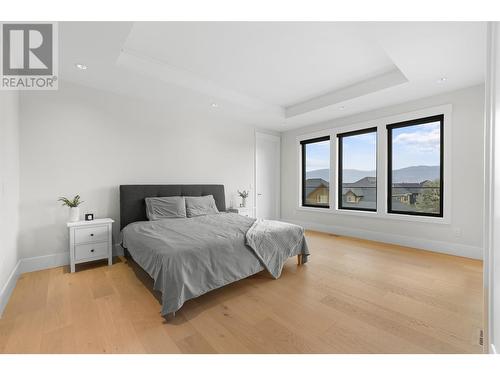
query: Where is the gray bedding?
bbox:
[246,219,309,278]
[122,212,309,315]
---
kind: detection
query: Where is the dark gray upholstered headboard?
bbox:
[119,184,226,230]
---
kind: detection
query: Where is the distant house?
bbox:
[340,177,435,209]
[305,176,435,209]
[305,178,329,204]
[392,192,415,204]
[345,190,362,203]
[391,181,430,206]
[342,177,377,209]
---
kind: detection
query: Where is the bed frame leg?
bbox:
[297,254,303,265]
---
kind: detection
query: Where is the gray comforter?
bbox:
[122,213,309,315]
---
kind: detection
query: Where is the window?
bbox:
[387,115,444,217]
[301,136,330,208]
[337,127,377,211]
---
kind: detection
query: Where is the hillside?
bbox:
[306,165,440,183]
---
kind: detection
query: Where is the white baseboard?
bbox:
[491,344,497,354]
[0,260,21,317]
[19,252,70,274]
[18,243,124,274]
[285,219,483,260]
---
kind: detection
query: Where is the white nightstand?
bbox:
[227,207,254,218]
[67,218,114,273]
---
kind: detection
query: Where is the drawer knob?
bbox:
[91,249,95,252]
[90,233,94,236]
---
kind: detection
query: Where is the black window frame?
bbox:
[337,127,378,212]
[386,114,444,217]
[301,135,331,208]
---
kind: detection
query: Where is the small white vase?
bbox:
[241,197,247,208]
[69,207,80,222]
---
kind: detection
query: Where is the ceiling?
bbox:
[59,22,486,131]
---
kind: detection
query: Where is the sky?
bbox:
[305,140,330,171]
[342,132,376,170]
[392,121,440,170]
[305,121,440,172]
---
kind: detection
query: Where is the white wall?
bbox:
[18,81,256,260]
[281,84,485,259]
[0,91,20,314]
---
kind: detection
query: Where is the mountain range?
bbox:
[306,165,440,183]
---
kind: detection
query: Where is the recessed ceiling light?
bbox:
[437,77,447,83]
[75,63,88,70]
[211,103,218,108]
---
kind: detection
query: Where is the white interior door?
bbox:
[255,132,280,219]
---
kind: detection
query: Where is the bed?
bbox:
[120,184,309,316]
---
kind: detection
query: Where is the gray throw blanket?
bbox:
[246,219,309,278]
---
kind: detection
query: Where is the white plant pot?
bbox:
[69,207,80,222]
[241,197,247,208]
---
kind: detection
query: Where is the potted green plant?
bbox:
[237,190,249,208]
[58,195,84,222]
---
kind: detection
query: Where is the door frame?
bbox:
[484,21,499,355]
[255,131,281,219]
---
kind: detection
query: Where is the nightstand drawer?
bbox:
[74,242,108,261]
[74,225,108,244]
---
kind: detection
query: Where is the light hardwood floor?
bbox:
[0,231,483,354]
